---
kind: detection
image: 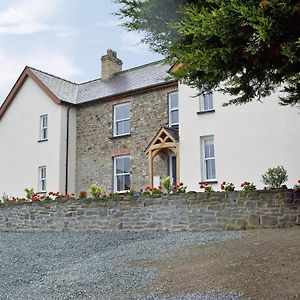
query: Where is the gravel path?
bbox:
[0,231,242,300]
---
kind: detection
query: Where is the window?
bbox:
[168,92,179,126]
[40,115,48,140]
[39,166,47,192]
[114,156,130,192]
[201,92,213,111]
[202,136,216,180]
[114,103,130,136]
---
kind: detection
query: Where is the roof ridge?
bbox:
[28,66,79,85]
[78,59,166,86]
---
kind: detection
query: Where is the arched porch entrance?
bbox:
[145,127,180,187]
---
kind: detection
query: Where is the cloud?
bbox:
[96,19,123,28]
[0,49,82,103]
[120,31,149,54]
[0,0,77,36]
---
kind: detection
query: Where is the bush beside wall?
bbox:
[0,189,299,232]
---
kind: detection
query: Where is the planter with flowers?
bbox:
[200,183,214,193]
[241,181,257,192]
[220,181,235,192]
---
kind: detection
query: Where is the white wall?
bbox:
[179,83,300,191]
[0,77,76,198]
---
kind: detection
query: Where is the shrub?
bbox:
[241,181,257,192]
[262,166,288,189]
[293,179,300,190]
[161,176,172,193]
[220,181,235,192]
[24,188,35,199]
[89,184,105,198]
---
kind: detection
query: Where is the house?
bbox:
[178,82,300,191]
[1,49,299,198]
[0,50,179,197]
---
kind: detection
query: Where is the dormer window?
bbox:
[168,91,179,127]
[39,115,48,141]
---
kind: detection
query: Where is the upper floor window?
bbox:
[114,156,131,192]
[168,91,179,127]
[40,115,48,141]
[202,136,216,181]
[201,92,213,112]
[114,103,131,136]
[38,166,47,193]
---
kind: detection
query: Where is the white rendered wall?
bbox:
[179,83,300,191]
[0,77,76,197]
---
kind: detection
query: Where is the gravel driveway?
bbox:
[0,231,241,300]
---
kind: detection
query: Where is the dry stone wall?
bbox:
[0,190,299,232]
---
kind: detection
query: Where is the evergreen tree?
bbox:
[116,0,300,106]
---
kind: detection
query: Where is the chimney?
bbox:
[101,49,123,80]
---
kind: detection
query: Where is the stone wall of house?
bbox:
[1,190,299,232]
[76,83,178,194]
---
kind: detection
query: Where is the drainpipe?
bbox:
[65,106,72,195]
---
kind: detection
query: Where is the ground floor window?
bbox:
[201,136,216,181]
[114,156,130,192]
[38,166,47,192]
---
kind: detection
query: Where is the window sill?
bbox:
[199,180,218,185]
[197,109,215,115]
[38,139,48,143]
[110,134,131,140]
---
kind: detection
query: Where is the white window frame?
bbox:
[168,91,179,127]
[114,156,131,193]
[201,136,216,181]
[200,92,214,112]
[38,166,47,193]
[39,114,48,141]
[113,103,131,137]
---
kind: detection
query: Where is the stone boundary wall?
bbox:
[0,189,299,232]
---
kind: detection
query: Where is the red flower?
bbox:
[158,185,163,189]
[221,184,224,190]
[298,179,300,184]
[180,182,184,186]
[222,181,226,185]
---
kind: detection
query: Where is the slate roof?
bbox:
[29,60,174,105]
[163,126,179,141]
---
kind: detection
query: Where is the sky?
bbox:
[0,0,163,104]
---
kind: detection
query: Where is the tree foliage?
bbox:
[115,0,300,106]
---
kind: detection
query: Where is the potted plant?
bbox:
[293,179,300,201]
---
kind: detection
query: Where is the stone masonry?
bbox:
[76,83,178,194]
[1,189,299,232]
